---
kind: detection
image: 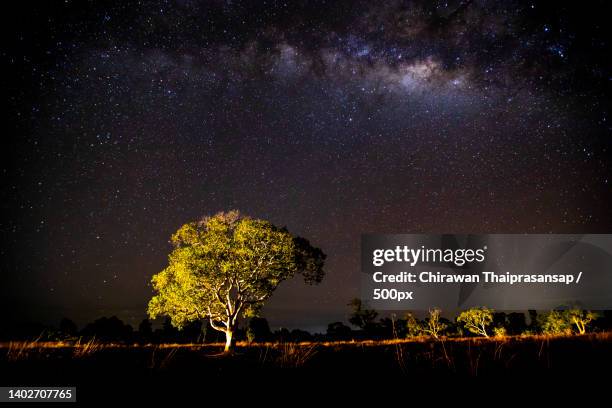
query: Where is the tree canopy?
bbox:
[457,307,494,337]
[148,210,326,351]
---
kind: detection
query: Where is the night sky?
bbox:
[2,0,611,332]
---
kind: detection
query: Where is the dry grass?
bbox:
[73,337,103,358]
[1,331,610,353]
[6,334,46,361]
[2,332,610,376]
[274,342,318,368]
[149,346,178,369]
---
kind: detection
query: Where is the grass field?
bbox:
[2,333,611,401]
[3,332,611,371]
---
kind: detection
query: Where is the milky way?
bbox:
[2,0,610,332]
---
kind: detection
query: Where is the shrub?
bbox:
[538,310,572,335]
[405,312,423,338]
[493,327,507,338]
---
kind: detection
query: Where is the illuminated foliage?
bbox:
[457,307,494,337]
[538,310,572,335]
[148,210,325,351]
[539,309,598,335]
[567,309,598,335]
[423,308,447,339]
[493,327,507,338]
[404,312,423,338]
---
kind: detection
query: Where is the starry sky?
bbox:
[2,0,611,332]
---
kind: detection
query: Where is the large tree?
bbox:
[148,210,325,352]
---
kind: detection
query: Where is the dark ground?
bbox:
[1,333,611,404]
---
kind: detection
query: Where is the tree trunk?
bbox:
[224,328,234,352]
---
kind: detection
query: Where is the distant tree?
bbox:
[81,316,133,341]
[391,315,408,338]
[528,309,539,330]
[275,328,292,342]
[138,318,153,339]
[161,316,179,342]
[270,327,312,342]
[405,312,423,337]
[289,329,312,342]
[423,308,447,339]
[538,310,572,335]
[247,317,271,343]
[59,318,78,337]
[506,312,527,335]
[599,311,612,331]
[181,320,204,343]
[348,298,378,330]
[493,312,507,329]
[539,309,598,335]
[378,317,396,339]
[326,322,352,340]
[439,317,455,335]
[457,307,494,337]
[566,309,598,335]
[148,211,326,352]
[492,312,516,336]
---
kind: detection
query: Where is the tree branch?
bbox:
[209,317,227,333]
